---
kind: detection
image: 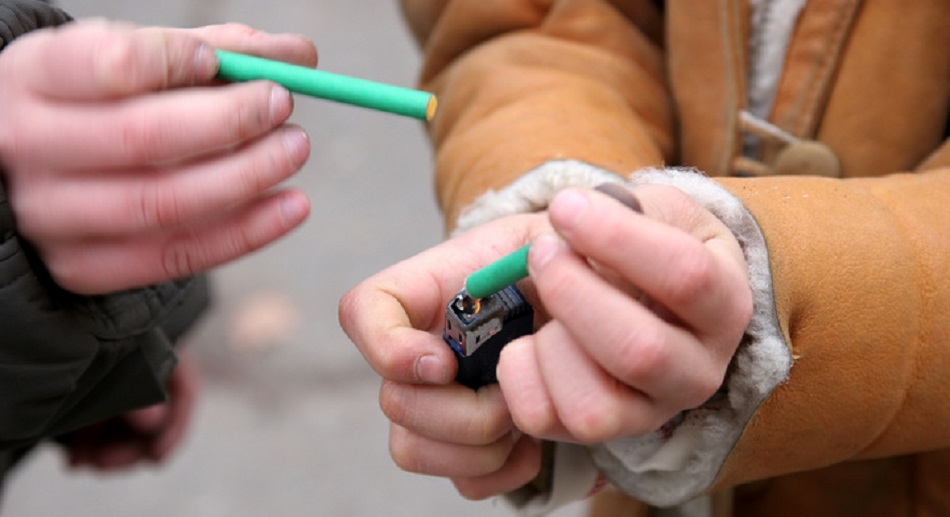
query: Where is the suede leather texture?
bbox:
[399,0,950,515]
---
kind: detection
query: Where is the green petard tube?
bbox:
[464,245,530,299]
[214,50,437,121]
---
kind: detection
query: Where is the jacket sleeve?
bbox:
[0,3,211,453]
[0,179,211,452]
[399,0,673,231]
[0,0,72,51]
[707,167,950,489]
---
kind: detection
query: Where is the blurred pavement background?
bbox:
[3,1,585,516]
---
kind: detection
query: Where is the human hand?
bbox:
[0,20,318,294]
[60,353,199,470]
[497,184,752,448]
[339,213,554,499]
[341,183,752,500]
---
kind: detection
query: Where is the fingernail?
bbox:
[194,43,218,81]
[279,193,310,226]
[282,127,310,166]
[528,234,563,273]
[415,354,447,384]
[270,86,293,124]
[549,189,589,230]
[594,183,643,213]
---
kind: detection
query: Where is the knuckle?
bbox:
[453,479,491,501]
[367,338,403,376]
[614,325,668,384]
[137,184,184,229]
[732,286,755,332]
[336,287,362,336]
[658,184,694,208]
[480,442,511,473]
[561,397,621,444]
[95,35,143,94]
[160,235,201,280]
[7,185,46,237]
[226,219,261,256]
[117,115,164,164]
[686,369,725,408]
[467,404,512,444]
[218,23,263,40]
[0,104,16,158]
[167,38,203,86]
[224,87,273,141]
[0,125,15,161]
[665,246,716,306]
[610,325,678,398]
[673,375,722,412]
[44,248,87,293]
[378,382,410,426]
[40,248,68,280]
[387,433,420,473]
[233,148,276,196]
[533,259,574,305]
[0,96,39,163]
[510,399,557,438]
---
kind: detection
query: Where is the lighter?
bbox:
[442,285,534,390]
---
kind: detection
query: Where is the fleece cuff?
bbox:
[505,443,601,517]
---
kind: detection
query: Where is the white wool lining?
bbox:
[460,160,791,510]
[452,160,625,235]
[746,0,807,121]
[743,0,807,157]
[505,443,600,517]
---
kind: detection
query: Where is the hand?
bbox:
[0,20,318,294]
[339,213,554,499]
[340,184,752,501]
[60,353,199,470]
[497,185,752,446]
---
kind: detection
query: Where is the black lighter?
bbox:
[442,285,534,390]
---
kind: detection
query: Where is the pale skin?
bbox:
[0,19,318,295]
[340,184,753,499]
[0,20,319,468]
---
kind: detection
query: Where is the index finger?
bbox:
[19,21,319,100]
[19,20,218,99]
[548,186,751,343]
[178,24,318,68]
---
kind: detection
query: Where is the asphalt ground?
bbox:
[3,1,585,516]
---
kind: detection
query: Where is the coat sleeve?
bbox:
[399,0,673,231]
[0,0,72,50]
[708,167,950,489]
[0,2,210,453]
[0,179,211,452]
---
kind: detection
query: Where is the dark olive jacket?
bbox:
[0,0,209,488]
